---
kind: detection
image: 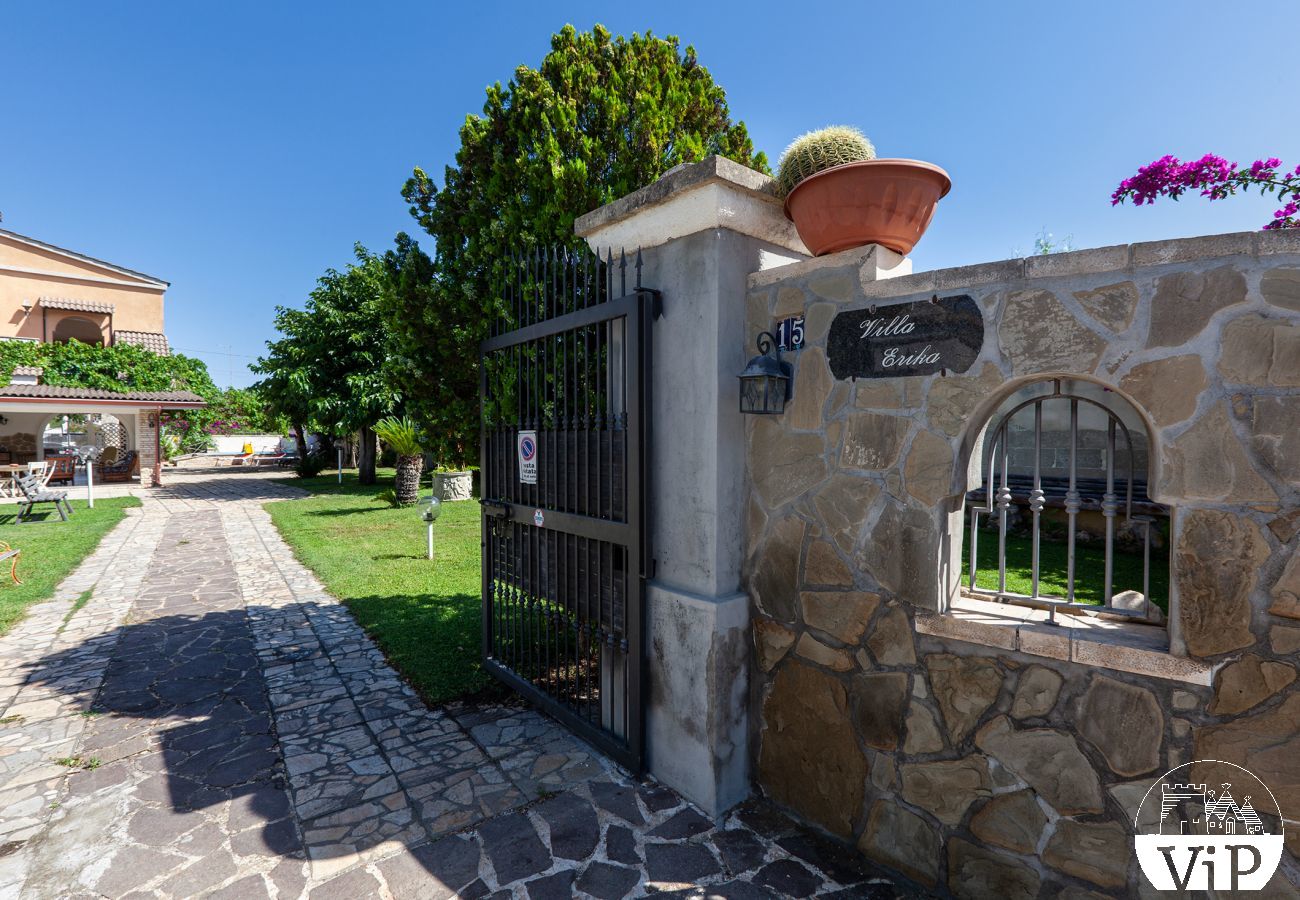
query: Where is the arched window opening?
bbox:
[41,413,130,458]
[963,378,1169,626]
[51,316,105,346]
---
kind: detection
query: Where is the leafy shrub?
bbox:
[159,432,181,462]
[204,387,288,435]
[775,126,876,199]
[179,430,215,454]
[0,339,216,398]
[294,450,329,478]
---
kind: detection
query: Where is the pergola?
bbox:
[0,384,205,485]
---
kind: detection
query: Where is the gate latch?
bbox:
[481,500,512,537]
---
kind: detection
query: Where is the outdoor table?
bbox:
[0,464,28,498]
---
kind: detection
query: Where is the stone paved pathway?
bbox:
[0,472,918,899]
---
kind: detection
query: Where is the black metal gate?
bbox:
[479,248,656,771]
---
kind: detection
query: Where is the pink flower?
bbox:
[1114,153,1300,230]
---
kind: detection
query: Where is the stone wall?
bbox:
[744,232,1300,895]
[2,432,37,457]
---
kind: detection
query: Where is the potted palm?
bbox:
[775,126,951,257]
[373,415,424,506]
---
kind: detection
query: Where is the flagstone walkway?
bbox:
[0,472,915,899]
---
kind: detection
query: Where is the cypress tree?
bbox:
[382,24,767,468]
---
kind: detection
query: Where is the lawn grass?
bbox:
[961,526,1170,610]
[0,497,143,636]
[269,467,1172,704]
[267,469,493,705]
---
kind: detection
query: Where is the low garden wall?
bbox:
[210,433,294,455]
[743,231,1300,894]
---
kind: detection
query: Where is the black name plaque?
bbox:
[826,294,983,379]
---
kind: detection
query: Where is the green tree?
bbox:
[378,234,459,460]
[253,246,398,483]
[204,387,289,435]
[251,310,317,464]
[387,24,766,467]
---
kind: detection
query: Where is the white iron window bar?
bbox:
[967,379,1159,625]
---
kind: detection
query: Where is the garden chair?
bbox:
[13,473,72,524]
[46,455,76,487]
[0,542,21,585]
[26,461,52,489]
[96,450,137,483]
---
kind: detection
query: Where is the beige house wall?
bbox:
[0,232,166,342]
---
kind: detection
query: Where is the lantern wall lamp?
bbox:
[738,330,793,415]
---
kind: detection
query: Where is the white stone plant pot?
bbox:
[433,471,473,502]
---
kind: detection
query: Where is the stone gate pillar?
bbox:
[574,157,810,815]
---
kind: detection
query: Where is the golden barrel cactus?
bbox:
[775,126,876,199]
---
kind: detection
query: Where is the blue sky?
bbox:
[2,2,1294,387]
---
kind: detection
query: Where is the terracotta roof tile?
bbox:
[0,384,204,404]
[39,296,115,314]
[114,331,170,355]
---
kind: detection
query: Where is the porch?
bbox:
[0,384,206,492]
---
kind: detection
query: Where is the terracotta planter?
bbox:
[783,158,952,256]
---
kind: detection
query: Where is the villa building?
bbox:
[0,228,205,483]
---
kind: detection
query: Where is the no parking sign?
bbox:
[517,430,538,485]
